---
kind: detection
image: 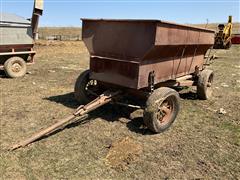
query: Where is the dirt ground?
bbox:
[0,40,239,179]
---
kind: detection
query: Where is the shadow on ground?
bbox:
[43,90,202,137]
[0,70,7,78]
[44,92,79,109]
[179,91,198,100]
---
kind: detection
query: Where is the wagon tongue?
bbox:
[9,90,120,151]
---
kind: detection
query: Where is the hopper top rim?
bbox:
[81,18,215,33]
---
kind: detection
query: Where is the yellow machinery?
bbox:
[213,16,233,49]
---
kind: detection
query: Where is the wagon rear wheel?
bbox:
[74,70,101,104]
[4,57,27,78]
[197,69,214,100]
[143,87,180,133]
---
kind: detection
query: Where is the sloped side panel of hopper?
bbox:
[137,22,215,89]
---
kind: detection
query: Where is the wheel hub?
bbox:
[85,79,100,98]
[11,63,22,73]
[157,98,173,125]
[206,75,213,98]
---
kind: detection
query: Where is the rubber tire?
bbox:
[4,57,27,78]
[197,69,214,100]
[74,70,92,104]
[143,87,180,133]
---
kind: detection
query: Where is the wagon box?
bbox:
[82,19,215,89]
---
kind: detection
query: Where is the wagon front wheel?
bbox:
[74,70,100,104]
[4,57,27,78]
[143,87,180,133]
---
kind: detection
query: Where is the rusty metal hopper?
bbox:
[82,19,215,89]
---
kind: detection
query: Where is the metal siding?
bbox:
[0,13,31,24]
[0,26,33,45]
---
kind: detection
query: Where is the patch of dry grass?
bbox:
[0,41,239,179]
[39,27,81,37]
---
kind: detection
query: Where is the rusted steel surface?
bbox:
[82,19,215,89]
[0,44,34,51]
[0,44,35,66]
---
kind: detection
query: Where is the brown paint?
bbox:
[82,19,214,89]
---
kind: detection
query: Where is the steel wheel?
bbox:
[144,87,180,133]
[157,97,174,126]
[85,79,99,97]
[74,70,101,104]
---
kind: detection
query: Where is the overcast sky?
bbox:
[1,0,239,26]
